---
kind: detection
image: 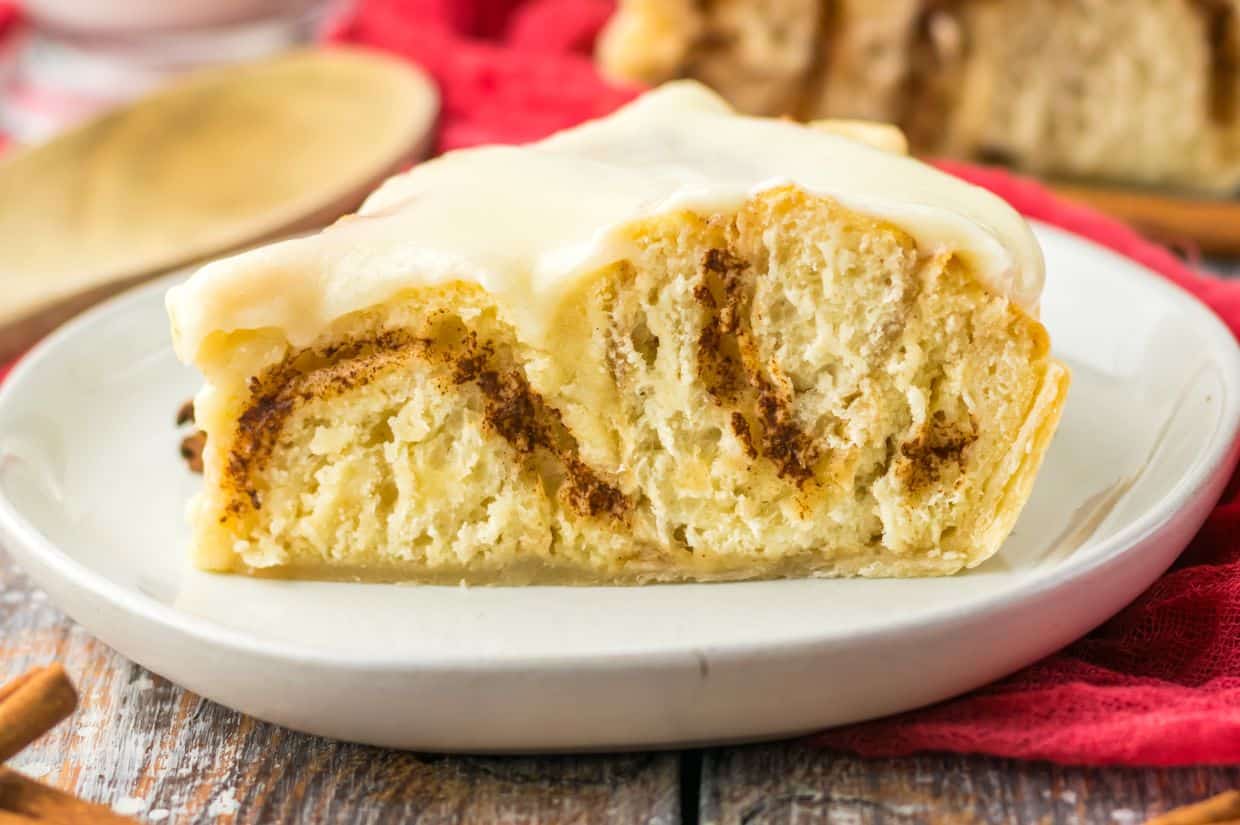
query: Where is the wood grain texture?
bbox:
[699,743,1240,825]
[0,550,679,824]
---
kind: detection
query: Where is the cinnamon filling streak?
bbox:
[221,324,628,522]
[694,246,820,486]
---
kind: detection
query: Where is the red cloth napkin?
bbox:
[5,0,1240,766]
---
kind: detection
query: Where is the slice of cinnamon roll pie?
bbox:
[167,82,1068,584]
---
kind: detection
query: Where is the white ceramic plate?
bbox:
[2,223,1238,752]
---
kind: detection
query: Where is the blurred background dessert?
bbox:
[5,0,1237,196]
[599,0,1240,194]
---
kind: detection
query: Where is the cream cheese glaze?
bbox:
[167,81,1043,363]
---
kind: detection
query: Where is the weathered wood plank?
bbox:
[700,743,1240,825]
[1,550,680,824]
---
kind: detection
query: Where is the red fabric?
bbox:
[4,0,1240,766]
[1,2,18,157]
[326,0,637,152]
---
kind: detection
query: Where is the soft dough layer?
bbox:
[187,188,1068,583]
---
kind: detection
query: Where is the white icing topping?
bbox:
[168,81,1043,363]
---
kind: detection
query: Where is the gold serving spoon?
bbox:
[0,48,439,362]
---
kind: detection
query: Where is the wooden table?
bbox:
[4,261,1239,825]
[4,550,1239,825]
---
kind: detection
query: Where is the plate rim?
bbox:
[1,221,1238,674]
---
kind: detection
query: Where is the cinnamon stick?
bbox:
[1049,182,1240,258]
[0,672,36,706]
[0,768,134,824]
[1144,791,1240,825]
[0,666,78,764]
